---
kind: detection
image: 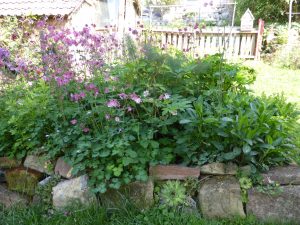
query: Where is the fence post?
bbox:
[255,19,264,60]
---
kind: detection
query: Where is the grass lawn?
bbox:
[246,61,300,109]
[0,203,294,225]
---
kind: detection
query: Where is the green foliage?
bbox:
[183,177,200,196]
[159,180,187,208]
[235,0,290,24]
[192,92,299,170]
[263,23,300,70]
[239,177,253,203]
[34,175,61,209]
[256,182,284,196]
[0,44,298,194]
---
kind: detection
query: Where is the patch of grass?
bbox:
[246,61,300,109]
[0,203,296,225]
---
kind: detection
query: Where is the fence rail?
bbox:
[142,20,264,59]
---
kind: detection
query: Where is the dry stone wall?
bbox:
[0,155,300,223]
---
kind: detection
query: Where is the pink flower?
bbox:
[70,119,77,125]
[118,93,128,99]
[127,106,133,112]
[107,99,120,108]
[82,127,90,133]
[70,92,86,102]
[105,114,111,120]
[104,88,110,94]
[130,93,142,104]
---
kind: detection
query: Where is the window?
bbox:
[96,0,120,27]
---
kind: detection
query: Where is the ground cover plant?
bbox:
[0,17,299,195]
[0,203,295,225]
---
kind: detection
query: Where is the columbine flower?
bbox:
[82,127,90,133]
[70,119,77,125]
[130,93,142,104]
[107,99,120,108]
[118,93,128,99]
[143,90,150,97]
[159,93,171,100]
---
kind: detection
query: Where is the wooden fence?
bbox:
[142,20,264,59]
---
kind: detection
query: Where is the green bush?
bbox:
[191,92,299,170]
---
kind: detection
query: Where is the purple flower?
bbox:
[107,99,120,108]
[130,93,142,104]
[194,23,199,30]
[127,106,133,112]
[70,92,86,102]
[82,127,90,133]
[118,93,128,99]
[0,47,10,59]
[70,119,77,125]
[104,88,110,94]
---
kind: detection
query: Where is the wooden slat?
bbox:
[233,35,240,57]
[199,35,205,57]
[140,27,261,59]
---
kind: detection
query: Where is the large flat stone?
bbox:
[149,165,200,180]
[24,155,53,175]
[0,184,29,207]
[5,167,42,196]
[200,163,238,175]
[0,157,21,169]
[247,186,300,223]
[52,175,96,209]
[198,176,245,218]
[262,166,300,185]
[100,180,154,208]
[54,157,74,179]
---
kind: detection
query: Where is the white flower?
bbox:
[143,90,150,97]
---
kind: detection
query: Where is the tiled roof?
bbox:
[0,0,83,16]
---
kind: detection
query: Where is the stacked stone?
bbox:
[1,155,300,223]
[0,156,95,209]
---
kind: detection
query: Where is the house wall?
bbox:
[124,0,140,29]
[67,1,100,29]
[67,0,139,32]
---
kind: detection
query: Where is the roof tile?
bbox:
[0,0,82,16]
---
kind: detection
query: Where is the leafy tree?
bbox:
[236,0,291,24]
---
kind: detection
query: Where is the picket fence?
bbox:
[142,20,264,59]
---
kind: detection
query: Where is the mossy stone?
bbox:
[0,157,21,169]
[5,168,43,196]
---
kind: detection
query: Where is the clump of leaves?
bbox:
[34,175,61,209]
[183,177,200,197]
[257,182,283,196]
[159,181,187,208]
[239,177,253,203]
